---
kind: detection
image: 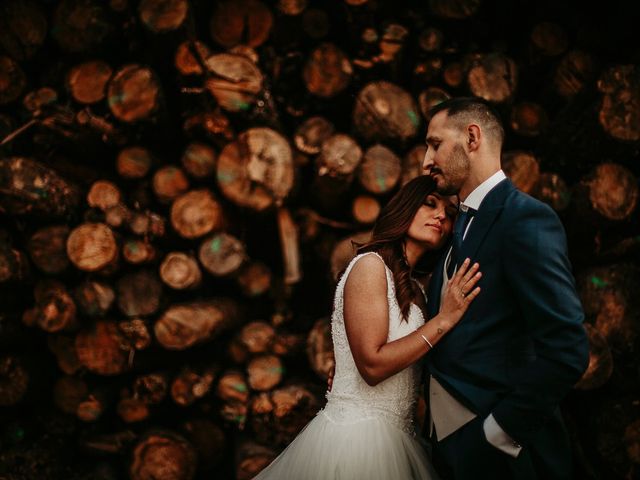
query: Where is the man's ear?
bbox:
[467,124,481,152]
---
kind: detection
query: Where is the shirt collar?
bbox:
[460,170,506,211]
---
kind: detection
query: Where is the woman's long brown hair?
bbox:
[356,175,443,321]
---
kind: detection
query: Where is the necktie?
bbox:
[446,205,476,278]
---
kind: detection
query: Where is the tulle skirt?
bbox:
[252,407,439,480]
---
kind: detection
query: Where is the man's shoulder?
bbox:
[504,188,557,219]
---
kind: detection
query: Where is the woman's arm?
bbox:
[344,255,480,386]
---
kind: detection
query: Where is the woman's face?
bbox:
[406,192,457,249]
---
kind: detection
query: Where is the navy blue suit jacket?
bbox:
[426,178,589,452]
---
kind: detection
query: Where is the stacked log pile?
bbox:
[0,0,638,479]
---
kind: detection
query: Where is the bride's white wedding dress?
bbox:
[253,252,439,479]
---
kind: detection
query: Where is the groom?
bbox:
[422,97,589,479]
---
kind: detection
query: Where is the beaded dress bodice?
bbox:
[323,252,426,434]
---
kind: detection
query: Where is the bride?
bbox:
[253,175,482,479]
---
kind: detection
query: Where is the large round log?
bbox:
[584,163,638,222]
[152,166,190,204]
[107,64,162,123]
[235,261,272,297]
[530,22,568,57]
[351,194,380,225]
[66,61,112,104]
[247,354,284,391]
[294,116,335,155]
[239,321,275,354]
[170,189,224,239]
[554,50,595,98]
[204,53,264,113]
[75,320,130,375]
[181,142,217,179]
[117,269,163,317]
[467,53,518,103]
[154,299,240,350]
[597,64,640,141]
[67,223,118,272]
[401,145,427,186]
[510,102,548,137]
[235,441,277,480]
[501,150,540,195]
[303,42,352,98]
[87,180,122,211]
[74,280,115,317]
[159,252,202,290]
[216,127,294,211]
[330,231,371,281]
[129,430,197,480]
[357,144,401,195]
[116,146,153,179]
[138,0,188,33]
[198,232,246,277]
[531,172,571,212]
[209,0,273,48]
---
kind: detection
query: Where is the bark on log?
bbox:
[277,207,302,284]
[154,299,240,350]
[107,65,163,123]
[209,0,273,49]
[216,127,294,211]
[306,317,334,380]
[28,225,70,274]
[170,189,224,239]
[0,157,80,216]
[152,166,190,204]
[303,43,352,98]
[199,232,247,277]
[75,320,131,375]
[0,355,29,406]
[129,430,197,480]
[159,252,202,290]
[352,81,421,143]
[467,53,518,103]
[66,61,112,105]
[117,269,163,317]
[67,223,118,272]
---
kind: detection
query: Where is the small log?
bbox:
[209,0,273,48]
[116,146,153,179]
[418,87,451,121]
[53,375,89,414]
[216,127,294,211]
[48,334,82,375]
[138,0,188,33]
[235,441,277,480]
[306,317,334,380]
[182,419,226,472]
[235,261,272,297]
[183,110,235,143]
[501,150,540,194]
[530,22,568,57]
[531,172,571,212]
[575,324,613,390]
[401,145,427,186]
[171,366,217,406]
[74,280,115,317]
[107,64,162,123]
[154,299,240,350]
[181,142,217,179]
[0,242,29,283]
[204,53,264,113]
[159,252,202,290]
[228,337,250,364]
[303,42,352,98]
[277,0,307,15]
[216,370,250,404]
[428,0,480,19]
[175,40,211,76]
[117,395,150,423]
[352,195,380,224]
[240,321,275,354]
[352,81,421,143]
[271,331,305,357]
[133,372,168,405]
[67,223,118,272]
[77,391,109,422]
[0,0,47,61]
[129,430,197,480]
[418,27,444,52]
[116,269,163,317]
[414,58,443,83]
[510,102,548,137]
[87,180,122,211]
[0,355,29,406]
[250,385,320,446]
[75,320,131,375]
[468,53,518,103]
[129,210,166,237]
[66,61,113,104]
[357,144,402,195]
[27,225,70,274]
[584,163,638,222]
[0,157,80,216]
[170,189,224,239]
[122,238,157,265]
[0,55,27,105]
[294,116,335,155]
[247,354,284,391]
[315,133,363,180]
[23,87,59,113]
[199,232,246,277]
[554,50,595,98]
[118,318,152,350]
[597,64,640,141]
[443,61,466,88]
[105,203,132,228]
[51,0,112,53]
[330,231,371,281]
[23,280,77,333]
[277,207,302,285]
[152,166,190,204]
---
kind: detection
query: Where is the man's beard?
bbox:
[433,143,469,195]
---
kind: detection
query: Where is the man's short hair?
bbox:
[428,97,505,147]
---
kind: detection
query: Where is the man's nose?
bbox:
[422,150,433,172]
